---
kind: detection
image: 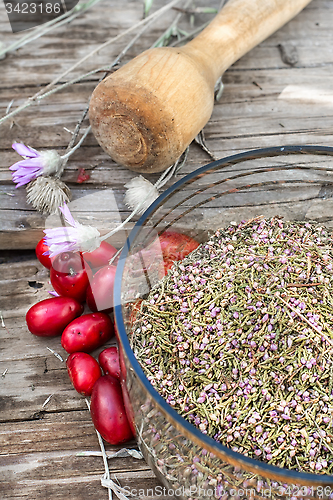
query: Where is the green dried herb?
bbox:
[132,216,333,474]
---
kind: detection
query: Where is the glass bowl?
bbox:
[114,145,333,500]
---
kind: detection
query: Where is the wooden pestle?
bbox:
[89,0,312,173]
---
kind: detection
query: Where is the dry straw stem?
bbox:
[59,15,164,168]
[46,347,64,362]
[0,0,183,127]
[0,0,103,59]
[100,147,189,241]
[77,449,143,459]
[85,398,112,500]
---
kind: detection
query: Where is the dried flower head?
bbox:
[26,176,71,214]
[124,176,160,215]
[44,203,101,257]
[10,143,63,187]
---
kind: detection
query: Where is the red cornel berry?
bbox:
[90,375,134,445]
[83,241,118,271]
[50,251,91,303]
[86,265,117,313]
[26,297,83,337]
[35,238,52,269]
[61,312,114,354]
[66,352,102,396]
[99,347,121,379]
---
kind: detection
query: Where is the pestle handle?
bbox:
[182,0,312,85]
[89,0,312,173]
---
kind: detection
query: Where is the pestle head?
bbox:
[89,47,215,173]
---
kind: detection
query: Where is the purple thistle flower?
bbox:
[44,203,101,258]
[10,143,62,187]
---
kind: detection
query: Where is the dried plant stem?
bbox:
[60,15,163,167]
[151,0,191,48]
[46,347,64,362]
[0,0,102,59]
[101,148,188,242]
[96,433,112,500]
[85,398,112,500]
[77,449,143,459]
[277,293,333,347]
[0,0,182,127]
[169,20,211,46]
[58,125,91,162]
[62,108,90,165]
[101,478,133,500]
[170,0,229,48]
[28,14,159,111]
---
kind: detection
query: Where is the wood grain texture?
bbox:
[0,255,166,499]
[1,1,333,499]
[1,0,333,248]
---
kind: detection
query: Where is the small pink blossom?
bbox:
[43,203,101,258]
[10,143,62,187]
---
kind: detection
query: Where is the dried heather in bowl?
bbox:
[131,216,333,474]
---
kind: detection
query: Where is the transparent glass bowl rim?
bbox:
[114,145,333,485]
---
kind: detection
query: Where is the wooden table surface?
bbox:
[1,0,333,498]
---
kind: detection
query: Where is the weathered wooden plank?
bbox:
[0,1,332,498]
[0,0,331,89]
[0,0,332,250]
[1,446,165,500]
[0,409,132,454]
[0,253,166,499]
[0,0,178,86]
[2,61,333,152]
[1,468,167,500]
[0,258,110,422]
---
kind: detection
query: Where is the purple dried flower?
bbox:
[10,143,62,187]
[44,203,101,257]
